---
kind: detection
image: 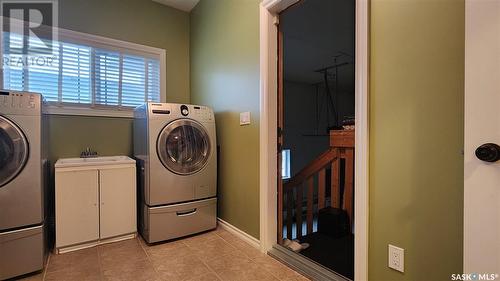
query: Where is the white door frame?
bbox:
[258,0,370,280]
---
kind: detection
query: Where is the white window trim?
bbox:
[44,104,137,118]
[3,26,167,118]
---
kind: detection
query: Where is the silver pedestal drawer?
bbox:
[0,225,46,280]
[141,197,216,243]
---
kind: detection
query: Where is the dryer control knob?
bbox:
[180,105,189,116]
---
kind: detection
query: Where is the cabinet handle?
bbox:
[176,208,197,217]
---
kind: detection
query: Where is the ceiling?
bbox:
[280,0,355,85]
[152,0,200,12]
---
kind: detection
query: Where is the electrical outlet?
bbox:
[388,244,404,272]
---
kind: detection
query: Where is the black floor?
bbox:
[299,232,354,280]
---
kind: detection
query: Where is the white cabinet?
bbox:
[55,156,136,253]
[99,167,136,239]
[55,169,100,248]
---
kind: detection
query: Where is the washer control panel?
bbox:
[192,105,214,122]
[148,103,214,122]
[0,90,41,115]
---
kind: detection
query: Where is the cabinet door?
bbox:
[55,169,99,248]
[99,167,137,239]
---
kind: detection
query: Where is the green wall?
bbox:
[47,116,133,164]
[59,0,190,104]
[190,0,261,238]
[369,0,464,280]
[49,0,190,162]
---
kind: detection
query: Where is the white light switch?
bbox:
[388,244,404,272]
[240,112,251,125]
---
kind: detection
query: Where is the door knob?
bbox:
[475,143,500,162]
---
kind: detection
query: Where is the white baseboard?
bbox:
[56,233,136,254]
[217,218,261,249]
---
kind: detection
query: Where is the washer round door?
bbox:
[157,119,211,175]
[0,116,28,188]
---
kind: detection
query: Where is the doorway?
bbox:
[258,0,368,279]
[276,0,355,279]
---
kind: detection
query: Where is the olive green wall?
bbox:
[48,116,133,163]
[59,0,190,103]
[369,0,464,280]
[49,0,190,163]
[190,0,261,238]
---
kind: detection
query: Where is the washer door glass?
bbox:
[157,119,211,175]
[0,116,28,188]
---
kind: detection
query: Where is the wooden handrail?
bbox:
[283,148,338,189]
[280,129,355,241]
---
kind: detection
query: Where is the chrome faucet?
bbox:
[80,147,98,158]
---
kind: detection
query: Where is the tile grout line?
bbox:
[41,253,51,281]
[259,254,305,281]
[181,232,238,281]
[146,235,218,281]
[212,230,269,280]
[179,238,221,280]
[96,245,104,281]
[214,230,269,264]
[214,230,301,281]
[137,235,166,280]
[209,231,283,281]
[217,237,260,262]
[198,257,224,281]
[214,231,252,256]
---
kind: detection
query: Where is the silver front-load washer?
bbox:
[134,103,217,243]
[0,90,48,280]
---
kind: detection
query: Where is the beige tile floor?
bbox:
[18,226,309,281]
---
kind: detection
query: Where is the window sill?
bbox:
[45,105,134,118]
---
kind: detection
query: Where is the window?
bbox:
[1,28,165,117]
[282,149,291,179]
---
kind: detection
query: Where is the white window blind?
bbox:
[121,55,145,107]
[94,49,120,106]
[61,42,91,104]
[1,30,164,115]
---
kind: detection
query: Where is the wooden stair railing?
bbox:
[281,129,355,240]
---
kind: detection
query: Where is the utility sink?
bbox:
[55,156,135,168]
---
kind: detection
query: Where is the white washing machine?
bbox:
[134,103,217,243]
[0,91,48,280]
